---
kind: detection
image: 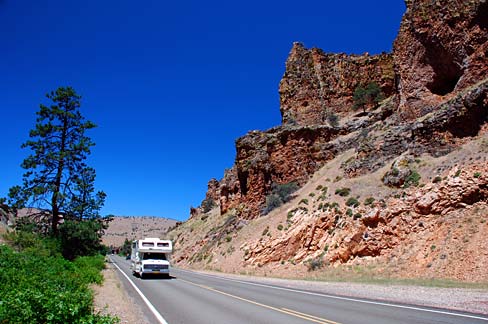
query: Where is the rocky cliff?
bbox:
[279,43,395,125]
[171,0,488,282]
[394,0,488,118]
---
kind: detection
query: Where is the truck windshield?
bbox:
[142,253,167,260]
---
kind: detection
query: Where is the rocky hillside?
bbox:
[169,0,487,282]
[102,216,178,248]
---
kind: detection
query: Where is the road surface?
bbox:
[109,255,488,324]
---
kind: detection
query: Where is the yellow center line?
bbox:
[179,279,342,324]
[282,308,341,324]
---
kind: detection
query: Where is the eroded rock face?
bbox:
[279,43,395,126]
[244,163,488,273]
[220,126,340,219]
[394,0,488,118]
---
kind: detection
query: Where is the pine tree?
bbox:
[352,82,384,113]
[9,87,103,233]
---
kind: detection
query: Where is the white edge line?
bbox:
[110,257,169,324]
[177,268,488,322]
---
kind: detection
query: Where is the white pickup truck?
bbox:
[130,238,172,278]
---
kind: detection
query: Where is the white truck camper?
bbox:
[131,238,172,278]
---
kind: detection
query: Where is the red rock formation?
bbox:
[394,0,488,118]
[244,163,488,272]
[220,126,339,219]
[279,43,395,126]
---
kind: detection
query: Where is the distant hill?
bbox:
[102,216,179,248]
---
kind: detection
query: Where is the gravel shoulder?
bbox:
[92,259,151,324]
[191,269,488,316]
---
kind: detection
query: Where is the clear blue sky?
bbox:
[1,1,405,221]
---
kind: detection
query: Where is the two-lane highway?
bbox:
[109,256,488,324]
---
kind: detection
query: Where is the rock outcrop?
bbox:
[177,0,488,282]
[279,43,395,126]
[394,0,488,118]
[243,162,488,281]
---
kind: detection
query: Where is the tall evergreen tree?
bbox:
[9,87,103,233]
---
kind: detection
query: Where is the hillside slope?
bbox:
[169,0,488,283]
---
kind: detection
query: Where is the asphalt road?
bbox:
[109,255,488,324]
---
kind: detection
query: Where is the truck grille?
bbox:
[144,264,169,270]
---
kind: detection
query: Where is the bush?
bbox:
[335,187,351,197]
[404,170,421,188]
[0,242,117,324]
[364,197,375,206]
[432,176,442,183]
[273,181,299,203]
[353,82,384,112]
[263,181,299,214]
[306,257,324,271]
[345,197,360,207]
[201,198,215,213]
[58,220,107,260]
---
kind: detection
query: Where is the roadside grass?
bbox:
[292,266,488,289]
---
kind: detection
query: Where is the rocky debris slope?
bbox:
[243,161,488,281]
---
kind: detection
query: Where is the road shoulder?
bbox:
[92,258,151,324]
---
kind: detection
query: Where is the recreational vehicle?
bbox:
[130,238,172,278]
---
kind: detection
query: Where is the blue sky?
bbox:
[1,1,405,221]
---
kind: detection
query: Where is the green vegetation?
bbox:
[327,113,339,128]
[432,176,442,183]
[299,198,309,205]
[0,92,116,323]
[345,197,360,207]
[201,198,216,213]
[306,257,324,271]
[277,224,284,231]
[364,197,375,206]
[474,172,481,178]
[7,87,105,233]
[335,187,351,197]
[352,82,384,113]
[262,181,299,214]
[0,231,117,324]
[404,170,421,188]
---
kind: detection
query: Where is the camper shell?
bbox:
[130,238,172,278]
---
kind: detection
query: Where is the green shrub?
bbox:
[432,176,442,183]
[201,198,216,213]
[353,213,362,220]
[345,197,360,207]
[353,82,384,112]
[335,187,351,197]
[299,198,309,205]
[306,257,324,271]
[0,243,117,324]
[364,197,375,206]
[262,194,282,215]
[58,220,107,261]
[277,224,283,231]
[346,208,353,217]
[474,172,481,178]
[404,170,421,188]
[262,181,300,214]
